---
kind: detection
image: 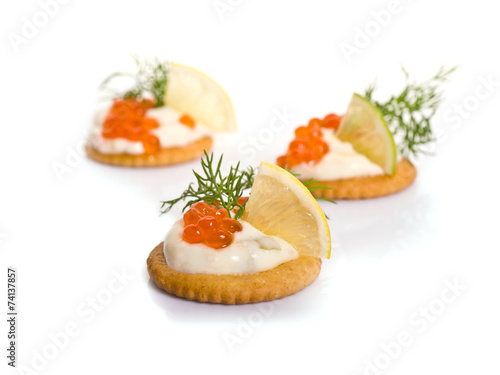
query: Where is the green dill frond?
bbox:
[284,166,336,205]
[364,65,456,158]
[160,152,255,219]
[100,56,169,107]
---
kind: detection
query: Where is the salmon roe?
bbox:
[232,196,248,214]
[102,98,161,155]
[179,114,195,128]
[214,197,248,213]
[277,113,343,168]
[182,201,243,249]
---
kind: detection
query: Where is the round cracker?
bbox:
[309,158,416,200]
[85,136,212,167]
[147,242,322,304]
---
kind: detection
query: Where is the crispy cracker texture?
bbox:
[147,242,322,304]
[309,158,417,200]
[85,136,212,167]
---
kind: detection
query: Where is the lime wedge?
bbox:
[337,93,397,175]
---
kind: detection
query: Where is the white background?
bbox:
[1,0,500,374]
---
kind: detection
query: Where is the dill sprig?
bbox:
[100,56,169,108]
[363,65,456,158]
[160,152,255,219]
[160,154,334,220]
[285,166,336,204]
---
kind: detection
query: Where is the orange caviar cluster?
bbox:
[182,201,243,249]
[277,113,343,168]
[102,98,161,155]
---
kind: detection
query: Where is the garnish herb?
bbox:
[160,152,255,220]
[285,166,336,204]
[100,56,169,108]
[160,154,335,220]
[363,65,456,158]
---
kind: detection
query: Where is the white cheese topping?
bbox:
[164,220,299,275]
[89,105,211,154]
[291,128,385,180]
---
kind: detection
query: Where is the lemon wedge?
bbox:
[165,63,237,132]
[337,93,397,175]
[241,161,331,259]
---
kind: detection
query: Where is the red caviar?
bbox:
[182,202,243,249]
[213,197,249,214]
[237,196,248,206]
[322,113,342,129]
[277,113,343,168]
[230,196,249,214]
[102,98,161,155]
[179,114,195,128]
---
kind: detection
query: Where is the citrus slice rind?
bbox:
[242,161,331,259]
[336,93,397,175]
[165,63,237,132]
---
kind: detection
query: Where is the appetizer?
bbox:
[86,58,236,167]
[277,67,455,199]
[147,153,332,304]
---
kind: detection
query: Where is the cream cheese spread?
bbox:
[291,128,384,180]
[164,220,298,275]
